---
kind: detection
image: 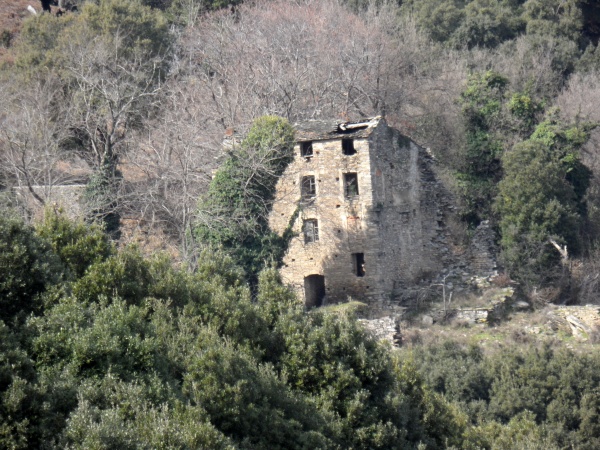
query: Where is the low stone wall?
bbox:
[358,316,401,346]
[426,287,512,324]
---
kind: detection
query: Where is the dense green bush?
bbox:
[455,71,507,226]
[495,115,593,285]
[36,210,113,280]
[2,205,600,448]
[15,0,171,74]
[405,340,600,449]
[0,321,39,449]
[0,215,64,324]
[399,0,596,51]
[3,0,600,445]
[0,212,477,448]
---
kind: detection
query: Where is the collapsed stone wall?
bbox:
[468,220,498,275]
[358,316,402,346]
[364,125,466,315]
[548,305,600,339]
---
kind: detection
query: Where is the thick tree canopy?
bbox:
[0,211,471,449]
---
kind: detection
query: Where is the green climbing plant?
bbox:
[194,116,295,284]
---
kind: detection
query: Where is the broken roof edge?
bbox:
[294,116,383,142]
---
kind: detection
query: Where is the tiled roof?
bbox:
[294,117,381,141]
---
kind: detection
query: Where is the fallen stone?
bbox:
[566,315,592,334]
[422,315,434,326]
[513,300,530,310]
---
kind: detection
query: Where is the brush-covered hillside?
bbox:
[1,1,600,448]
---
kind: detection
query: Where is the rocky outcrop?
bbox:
[425,287,513,325]
[548,305,600,340]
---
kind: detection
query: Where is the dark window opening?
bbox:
[352,253,365,277]
[344,173,359,197]
[342,139,356,155]
[301,141,313,157]
[304,275,325,308]
[301,175,316,199]
[303,219,319,243]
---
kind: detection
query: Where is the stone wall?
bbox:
[269,133,378,304]
[549,305,600,340]
[469,220,498,275]
[358,316,402,346]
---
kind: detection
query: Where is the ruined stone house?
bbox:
[269,117,451,308]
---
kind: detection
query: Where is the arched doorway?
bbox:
[304,275,325,308]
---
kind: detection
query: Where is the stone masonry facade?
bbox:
[269,117,451,309]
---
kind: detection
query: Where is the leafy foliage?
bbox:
[1,199,600,448]
[0,213,476,448]
[455,71,509,226]
[495,115,594,285]
[195,116,296,283]
[36,209,113,279]
[405,340,600,449]
[0,215,64,324]
[0,322,39,450]
[3,0,600,445]
[452,65,595,288]
[399,0,592,51]
[15,0,170,75]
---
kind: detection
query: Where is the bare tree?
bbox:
[53,21,170,231]
[63,30,165,173]
[487,35,571,98]
[554,72,600,244]
[3,0,473,251]
[181,0,463,132]
[0,75,79,209]
[121,79,216,260]
[555,72,600,122]
[119,0,469,257]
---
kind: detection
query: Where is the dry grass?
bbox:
[449,291,491,309]
[118,218,182,262]
[399,307,599,356]
[0,0,31,36]
[527,286,562,308]
[321,300,368,314]
[490,272,512,287]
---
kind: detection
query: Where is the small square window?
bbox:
[342,139,356,155]
[303,219,319,243]
[301,175,316,199]
[344,173,359,197]
[300,141,313,157]
[352,253,365,277]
